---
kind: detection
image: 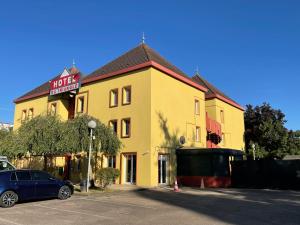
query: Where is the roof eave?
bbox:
[206,93,244,111]
[14,91,49,104]
[15,61,208,104]
[150,61,208,92]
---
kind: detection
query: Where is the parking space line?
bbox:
[32,204,113,220]
[0,217,24,225]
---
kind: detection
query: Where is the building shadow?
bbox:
[156,111,181,185]
[133,188,300,225]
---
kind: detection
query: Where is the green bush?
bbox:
[96,167,120,189]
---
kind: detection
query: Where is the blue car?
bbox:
[0,170,74,208]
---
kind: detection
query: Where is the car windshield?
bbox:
[0,160,15,171]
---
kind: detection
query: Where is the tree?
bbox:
[58,114,122,176]
[0,129,25,158]
[287,130,300,155]
[17,115,64,156]
[0,114,121,174]
[16,115,64,170]
[244,103,289,159]
[59,114,122,155]
[0,129,9,144]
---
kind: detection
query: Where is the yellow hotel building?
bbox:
[13,43,245,187]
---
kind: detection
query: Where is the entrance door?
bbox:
[158,154,169,185]
[125,154,136,184]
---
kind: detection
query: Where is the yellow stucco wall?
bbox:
[205,98,245,150]
[14,96,48,130]
[13,96,70,130]
[13,66,244,187]
[149,68,206,186]
[74,68,152,186]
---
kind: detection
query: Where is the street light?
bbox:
[252,143,256,160]
[87,120,96,192]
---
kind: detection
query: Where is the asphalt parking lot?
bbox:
[0,188,299,225]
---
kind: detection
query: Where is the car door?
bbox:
[31,171,59,198]
[15,171,35,200]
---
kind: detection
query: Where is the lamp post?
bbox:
[87,120,97,192]
[252,143,256,160]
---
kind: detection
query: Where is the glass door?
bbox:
[158,154,169,185]
[125,154,136,184]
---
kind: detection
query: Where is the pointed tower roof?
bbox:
[82,43,207,92]
[14,44,208,103]
[84,44,186,80]
[192,74,244,110]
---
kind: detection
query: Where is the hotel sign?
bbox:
[50,73,80,96]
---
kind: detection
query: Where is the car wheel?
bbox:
[0,191,18,208]
[58,185,71,200]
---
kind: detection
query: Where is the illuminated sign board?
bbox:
[50,73,80,96]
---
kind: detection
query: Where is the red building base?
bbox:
[177,176,231,188]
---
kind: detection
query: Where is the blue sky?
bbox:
[0,0,299,130]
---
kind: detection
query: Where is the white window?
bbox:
[77,97,84,113]
[50,103,57,116]
[109,120,118,134]
[222,133,226,145]
[122,86,131,105]
[196,126,200,142]
[110,89,118,107]
[220,110,224,123]
[121,118,131,138]
[108,155,116,168]
[195,99,200,115]
[21,110,27,121]
[28,108,34,119]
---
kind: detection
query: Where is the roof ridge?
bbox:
[142,44,190,78]
[193,74,210,89]
[192,74,243,110]
[15,44,208,103]
[141,43,151,61]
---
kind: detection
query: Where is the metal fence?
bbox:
[231,159,300,190]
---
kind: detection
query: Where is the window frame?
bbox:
[194,99,200,115]
[49,102,57,116]
[222,133,226,145]
[122,86,132,106]
[109,88,118,108]
[77,96,85,113]
[196,126,200,142]
[108,155,116,168]
[121,118,131,138]
[21,109,27,122]
[28,108,34,119]
[108,119,118,134]
[220,110,225,123]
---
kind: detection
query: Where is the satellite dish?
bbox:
[179,136,185,145]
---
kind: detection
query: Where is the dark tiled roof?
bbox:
[14,68,83,103]
[192,74,242,108]
[15,44,206,103]
[83,43,189,81]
